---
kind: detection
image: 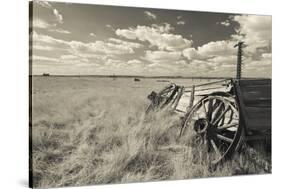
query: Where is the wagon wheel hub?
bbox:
[194,118,209,134]
[194,118,218,141]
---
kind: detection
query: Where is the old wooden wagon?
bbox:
[146,42,271,164]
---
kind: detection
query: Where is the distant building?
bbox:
[42,73,50,76]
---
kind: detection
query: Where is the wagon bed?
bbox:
[146,78,271,164]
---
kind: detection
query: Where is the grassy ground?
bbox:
[31,77,271,188]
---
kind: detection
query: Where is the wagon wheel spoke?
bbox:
[216,134,234,143]
[210,139,221,157]
[207,99,214,121]
[212,105,230,126]
[202,100,207,117]
[226,108,234,124]
[211,102,224,123]
[216,123,238,131]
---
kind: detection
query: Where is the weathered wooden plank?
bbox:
[243,99,271,107]
[234,79,272,133]
[183,79,229,88]
[239,79,271,86]
[194,87,230,96]
[172,86,184,110]
[239,83,271,107]
[246,118,271,131]
[187,85,195,110]
[244,107,271,119]
[240,86,271,98]
[242,91,271,101]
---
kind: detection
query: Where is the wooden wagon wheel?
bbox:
[146,83,179,114]
[179,95,244,164]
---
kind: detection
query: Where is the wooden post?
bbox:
[173,86,184,110]
[187,85,195,111]
[234,42,245,80]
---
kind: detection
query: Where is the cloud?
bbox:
[33,31,69,49]
[144,11,157,20]
[143,50,182,63]
[33,18,70,34]
[33,55,59,62]
[35,0,64,24]
[49,28,71,34]
[116,24,192,51]
[183,40,236,60]
[182,40,238,76]
[33,45,54,51]
[89,32,96,37]
[35,1,52,9]
[127,59,143,65]
[176,21,185,25]
[197,40,236,57]
[33,18,51,29]
[262,53,272,59]
[53,9,63,24]
[231,15,272,54]
[32,32,142,61]
[219,20,230,26]
[69,40,136,56]
[207,55,237,65]
[108,38,143,49]
[183,48,206,60]
[177,16,182,20]
[106,24,114,30]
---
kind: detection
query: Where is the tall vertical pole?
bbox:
[234,42,244,80]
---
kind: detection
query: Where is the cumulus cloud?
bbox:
[183,40,236,60]
[197,40,236,57]
[108,38,143,49]
[106,24,114,31]
[181,40,239,76]
[53,9,63,24]
[33,45,54,51]
[176,21,185,25]
[143,50,182,63]
[33,18,51,29]
[32,32,143,66]
[127,59,143,65]
[219,20,230,26]
[33,31,69,49]
[35,0,64,24]
[116,24,192,51]
[33,55,59,62]
[89,32,96,37]
[231,15,272,54]
[183,48,206,60]
[262,53,272,59]
[33,18,70,34]
[49,28,71,34]
[144,11,157,20]
[35,1,52,9]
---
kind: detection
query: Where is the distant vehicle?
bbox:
[42,73,50,76]
[134,78,140,82]
[156,80,170,83]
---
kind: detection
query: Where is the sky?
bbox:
[30,0,272,77]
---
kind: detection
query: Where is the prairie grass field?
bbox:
[31,76,271,188]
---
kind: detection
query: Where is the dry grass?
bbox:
[31,77,271,188]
